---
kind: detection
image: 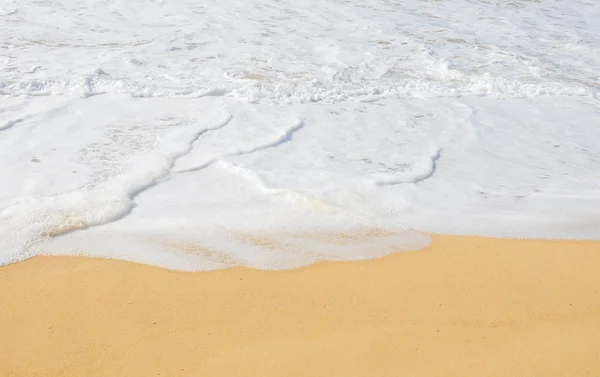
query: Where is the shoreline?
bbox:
[2,235,600,376]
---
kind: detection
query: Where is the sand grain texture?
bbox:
[1,235,600,376]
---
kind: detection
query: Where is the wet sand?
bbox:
[1,235,599,376]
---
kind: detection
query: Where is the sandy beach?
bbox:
[1,235,599,376]
[3,0,600,375]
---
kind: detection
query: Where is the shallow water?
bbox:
[1,0,599,269]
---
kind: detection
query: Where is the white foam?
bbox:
[374,147,441,185]
[1,0,599,269]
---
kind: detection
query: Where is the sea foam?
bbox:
[1,0,599,269]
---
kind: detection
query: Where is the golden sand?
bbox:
[1,235,599,376]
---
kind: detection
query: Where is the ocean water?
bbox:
[1,0,599,270]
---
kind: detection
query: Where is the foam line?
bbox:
[375,148,441,185]
[175,119,304,174]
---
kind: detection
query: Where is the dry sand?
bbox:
[1,235,600,376]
